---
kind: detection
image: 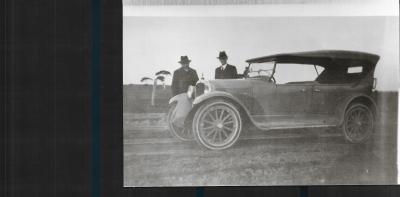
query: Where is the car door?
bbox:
[310,66,364,125]
[311,84,349,115]
[251,79,277,115]
[310,84,351,125]
[275,83,313,116]
[251,81,313,125]
[272,63,318,116]
[250,63,320,128]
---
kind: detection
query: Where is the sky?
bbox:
[123,16,398,90]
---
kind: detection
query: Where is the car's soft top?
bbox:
[246,50,380,67]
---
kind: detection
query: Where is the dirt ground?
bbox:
[124,108,398,186]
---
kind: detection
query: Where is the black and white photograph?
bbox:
[123,0,399,186]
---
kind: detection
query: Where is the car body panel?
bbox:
[196,79,256,112]
[274,83,313,114]
[249,79,276,115]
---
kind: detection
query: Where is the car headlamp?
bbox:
[203,81,213,94]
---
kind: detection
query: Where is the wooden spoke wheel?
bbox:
[192,99,242,150]
[167,103,193,141]
[342,103,374,143]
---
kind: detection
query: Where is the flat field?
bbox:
[124,85,398,186]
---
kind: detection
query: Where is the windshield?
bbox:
[247,61,275,78]
[247,61,325,84]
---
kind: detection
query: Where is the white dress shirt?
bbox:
[220,64,227,71]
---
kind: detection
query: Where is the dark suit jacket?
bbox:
[171,67,199,96]
[215,64,238,79]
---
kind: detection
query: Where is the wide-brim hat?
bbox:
[178,55,191,63]
[217,51,228,59]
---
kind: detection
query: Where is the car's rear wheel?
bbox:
[192,99,242,150]
[167,103,193,141]
[342,103,374,143]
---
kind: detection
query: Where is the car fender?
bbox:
[337,93,378,125]
[194,91,242,105]
[168,93,193,127]
[192,91,253,119]
[169,93,184,105]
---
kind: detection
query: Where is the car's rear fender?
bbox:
[337,94,378,125]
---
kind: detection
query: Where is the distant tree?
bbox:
[140,77,155,105]
[155,70,171,76]
[155,70,171,89]
[150,75,167,106]
[155,75,165,82]
[140,77,153,82]
[141,70,171,106]
[140,77,153,86]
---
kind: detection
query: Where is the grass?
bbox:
[123,86,398,186]
[124,84,398,115]
[123,84,172,113]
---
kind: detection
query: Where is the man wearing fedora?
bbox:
[215,51,239,79]
[171,55,199,97]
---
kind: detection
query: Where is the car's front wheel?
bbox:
[342,103,374,143]
[192,99,242,150]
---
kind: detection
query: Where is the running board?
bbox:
[254,123,337,131]
[250,115,339,131]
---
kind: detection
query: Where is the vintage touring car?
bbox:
[168,50,379,150]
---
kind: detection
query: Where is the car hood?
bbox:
[208,79,253,91]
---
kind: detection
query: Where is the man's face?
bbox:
[181,62,189,68]
[219,58,227,65]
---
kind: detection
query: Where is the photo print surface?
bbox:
[123,1,399,186]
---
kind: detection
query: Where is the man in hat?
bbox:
[215,51,239,79]
[171,55,199,97]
